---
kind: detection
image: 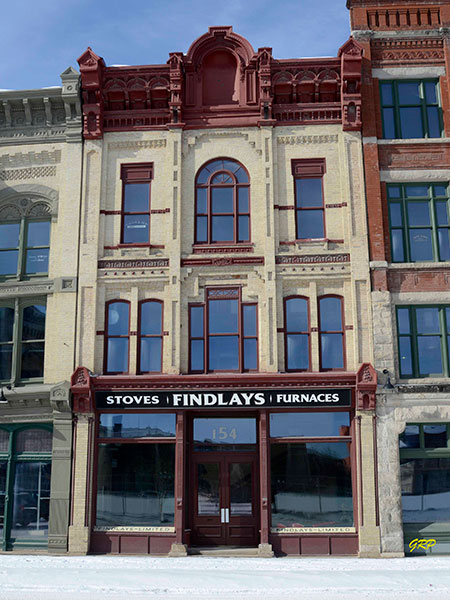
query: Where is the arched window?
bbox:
[318,295,345,371]
[105,301,130,374]
[138,300,163,373]
[284,297,310,371]
[195,158,250,245]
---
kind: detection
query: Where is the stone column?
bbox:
[68,413,95,554]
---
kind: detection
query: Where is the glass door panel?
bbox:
[11,462,51,542]
[229,462,252,516]
[197,462,220,515]
[0,462,6,538]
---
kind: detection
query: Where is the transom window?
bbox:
[397,306,450,378]
[380,80,442,139]
[388,184,450,262]
[292,159,326,240]
[0,219,50,279]
[189,288,257,373]
[0,301,46,384]
[195,158,250,244]
[120,164,153,245]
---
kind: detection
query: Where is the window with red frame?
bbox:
[105,301,130,374]
[189,288,257,373]
[138,300,163,373]
[292,159,326,240]
[195,159,250,244]
[284,296,310,371]
[318,295,345,371]
[121,164,153,245]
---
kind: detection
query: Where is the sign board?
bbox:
[95,389,352,409]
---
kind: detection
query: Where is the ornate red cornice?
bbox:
[71,364,378,412]
[77,29,363,137]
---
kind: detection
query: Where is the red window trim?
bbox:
[292,158,326,242]
[195,158,251,246]
[318,294,346,372]
[283,295,311,372]
[120,163,153,245]
[137,299,164,374]
[104,299,131,375]
[188,287,258,374]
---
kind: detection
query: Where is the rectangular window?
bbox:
[189,288,258,373]
[292,159,326,240]
[270,442,353,529]
[0,301,46,384]
[95,443,175,527]
[121,164,153,245]
[389,183,450,263]
[380,80,442,139]
[105,301,130,374]
[0,219,50,279]
[138,300,163,373]
[319,296,345,371]
[397,306,450,378]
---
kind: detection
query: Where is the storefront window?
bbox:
[270,412,350,438]
[401,458,450,525]
[0,425,52,549]
[96,443,175,527]
[271,442,353,529]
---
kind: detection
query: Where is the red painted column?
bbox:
[169,411,188,555]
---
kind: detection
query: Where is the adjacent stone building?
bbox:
[0,70,82,552]
[348,0,450,555]
[69,27,380,557]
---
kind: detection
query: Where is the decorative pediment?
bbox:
[186,26,255,67]
[77,47,104,71]
[338,38,364,58]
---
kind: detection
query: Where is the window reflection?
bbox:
[96,444,175,526]
[271,442,353,529]
[270,412,350,438]
[11,462,51,541]
[401,458,450,525]
[99,414,176,439]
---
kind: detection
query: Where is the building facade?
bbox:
[0,70,83,551]
[348,0,450,555]
[68,27,381,557]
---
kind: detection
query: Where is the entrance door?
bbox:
[192,453,259,546]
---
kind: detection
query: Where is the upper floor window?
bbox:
[0,301,46,383]
[397,306,450,378]
[284,297,310,371]
[292,159,326,240]
[195,159,250,245]
[138,300,163,374]
[0,219,50,279]
[318,296,345,371]
[380,80,442,139]
[189,288,257,373]
[105,301,130,374]
[389,183,450,263]
[121,164,153,245]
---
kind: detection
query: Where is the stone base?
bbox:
[168,543,188,557]
[48,534,68,553]
[380,552,405,558]
[68,525,90,555]
[257,543,274,558]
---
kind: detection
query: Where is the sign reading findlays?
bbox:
[95,389,352,409]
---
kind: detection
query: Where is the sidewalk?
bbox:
[0,555,450,600]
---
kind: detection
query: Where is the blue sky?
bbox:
[1,0,352,90]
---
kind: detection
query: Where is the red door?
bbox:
[192,453,259,546]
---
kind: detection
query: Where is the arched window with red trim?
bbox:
[284,296,310,371]
[138,300,163,373]
[195,158,250,245]
[318,295,345,371]
[104,300,130,374]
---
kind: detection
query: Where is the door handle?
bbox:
[225,508,229,523]
[220,508,225,523]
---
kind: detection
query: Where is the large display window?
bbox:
[95,413,176,529]
[269,411,353,531]
[0,425,52,550]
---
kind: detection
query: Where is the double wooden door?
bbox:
[191,453,259,546]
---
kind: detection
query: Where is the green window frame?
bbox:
[0,298,46,385]
[0,424,53,551]
[396,305,450,378]
[0,217,51,280]
[380,79,443,139]
[388,183,450,263]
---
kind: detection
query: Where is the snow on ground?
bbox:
[0,555,450,600]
